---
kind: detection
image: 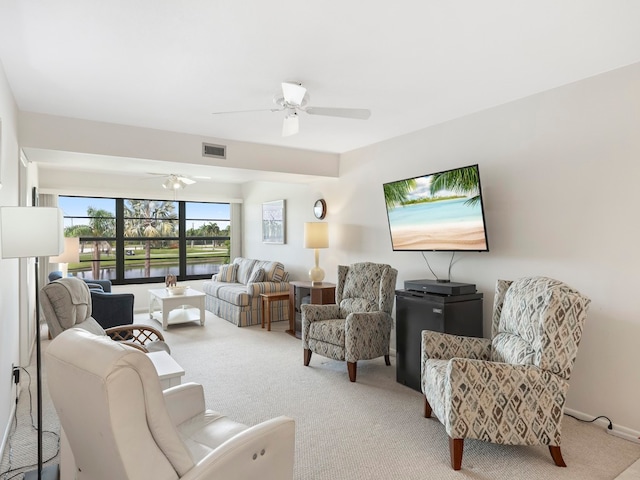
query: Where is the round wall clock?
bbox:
[313,199,327,219]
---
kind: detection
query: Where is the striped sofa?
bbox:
[202,257,290,327]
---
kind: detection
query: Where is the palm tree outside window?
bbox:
[57,196,231,284]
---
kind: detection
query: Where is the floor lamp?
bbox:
[0,206,64,480]
[49,237,80,279]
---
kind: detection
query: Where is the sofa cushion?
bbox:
[217,263,238,283]
[491,332,535,365]
[233,258,257,285]
[248,268,265,283]
[271,264,286,282]
[216,284,251,307]
[308,319,346,347]
[202,281,229,297]
[338,263,383,316]
[258,261,285,282]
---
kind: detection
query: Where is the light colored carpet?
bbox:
[2,311,640,480]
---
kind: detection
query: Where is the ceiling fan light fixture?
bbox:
[282,111,299,137]
[215,82,370,137]
[162,176,186,190]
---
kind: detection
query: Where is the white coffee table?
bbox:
[147,351,186,389]
[149,287,206,330]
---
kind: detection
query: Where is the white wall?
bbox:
[242,62,640,434]
[5,60,639,441]
[20,112,340,180]
[0,60,22,454]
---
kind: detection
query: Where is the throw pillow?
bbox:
[248,267,265,283]
[272,264,286,282]
[217,263,238,283]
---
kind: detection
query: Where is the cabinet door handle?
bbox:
[432,308,443,314]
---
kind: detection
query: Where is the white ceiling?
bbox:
[1,1,640,183]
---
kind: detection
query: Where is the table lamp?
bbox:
[0,206,64,480]
[49,237,80,278]
[304,222,328,285]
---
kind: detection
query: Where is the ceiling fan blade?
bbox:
[305,106,371,120]
[282,113,299,137]
[212,108,280,115]
[281,82,307,106]
[176,176,196,185]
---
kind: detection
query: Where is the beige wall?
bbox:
[3,60,639,444]
[243,62,640,434]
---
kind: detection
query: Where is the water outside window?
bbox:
[58,196,230,283]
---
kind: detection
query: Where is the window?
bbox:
[58,196,231,284]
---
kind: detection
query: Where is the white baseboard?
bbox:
[607,425,640,444]
[564,407,640,444]
[0,383,20,462]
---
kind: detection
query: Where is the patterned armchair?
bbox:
[421,276,591,470]
[302,262,398,382]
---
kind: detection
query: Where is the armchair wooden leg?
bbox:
[449,437,464,471]
[384,354,391,366]
[424,397,432,418]
[347,361,357,382]
[303,349,312,366]
[549,446,566,467]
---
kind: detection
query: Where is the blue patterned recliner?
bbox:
[301,262,398,382]
[421,276,591,470]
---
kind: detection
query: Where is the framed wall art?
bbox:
[262,199,285,244]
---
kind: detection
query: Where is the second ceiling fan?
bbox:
[212,82,371,137]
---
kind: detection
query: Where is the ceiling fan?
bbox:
[212,82,371,137]
[147,173,197,190]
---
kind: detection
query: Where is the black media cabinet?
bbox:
[395,289,483,392]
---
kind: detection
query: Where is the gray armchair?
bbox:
[41,277,169,354]
[302,262,398,382]
[421,276,591,470]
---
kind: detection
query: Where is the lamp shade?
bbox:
[49,237,80,264]
[0,207,64,258]
[304,222,328,249]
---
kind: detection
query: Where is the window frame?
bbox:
[59,195,231,285]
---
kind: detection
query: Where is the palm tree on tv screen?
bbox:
[430,166,481,206]
[383,179,417,209]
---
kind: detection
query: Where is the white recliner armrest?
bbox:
[163,382,206,426]
[181,416,295,480]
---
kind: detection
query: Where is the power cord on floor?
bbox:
[18,368,60,451]
[564,412,613,430]
[0,367,60,479]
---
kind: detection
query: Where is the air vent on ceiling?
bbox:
[202,142,226,159]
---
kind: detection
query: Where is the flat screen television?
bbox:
[383,164,489,252]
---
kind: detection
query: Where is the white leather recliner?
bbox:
[45,329,295,480]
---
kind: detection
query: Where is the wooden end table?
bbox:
[288,281,336,338]
[260,291,290,331]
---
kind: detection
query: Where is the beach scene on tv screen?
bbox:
[383,165,488,251]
